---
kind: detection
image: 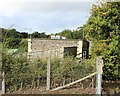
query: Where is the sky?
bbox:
[0,0,97,34]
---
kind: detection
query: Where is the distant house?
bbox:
[51,35,66,40]
[28,39,89,59]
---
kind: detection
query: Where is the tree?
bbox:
[2,28,28,52]
[31,32,50,38]
[20,32,28,38]
[56,28,83,39]
[56,29,73,39]
[72,27,84,39]
[83,2,120,80]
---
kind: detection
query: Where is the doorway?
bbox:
[64,47,77,57]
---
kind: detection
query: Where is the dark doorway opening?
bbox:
[64,47,77,57]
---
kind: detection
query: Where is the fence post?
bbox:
[46,50,51,90]
[96,56,104,95]
[2,71,5,94]
[92,78,94,89]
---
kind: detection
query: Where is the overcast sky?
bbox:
[0,0,96,34]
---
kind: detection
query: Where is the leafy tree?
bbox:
[72,27,84,39]
[56,28,83,39]
[2,28,21,39]
[20,32,28,38]
[56,29,73,39]
[3,38,21,49]
[31,32,50,38]
[83,2,120,80]
[2,28,28,52]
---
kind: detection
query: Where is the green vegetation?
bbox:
[31,32,50,38]
[51,56,96,85]
[2,28,28,52]
[2,54,95,92]
[56,27,84,39]
[83,2,120,80]
[1,28,50,52]
[55,1,120,80]
[1,1,120,94]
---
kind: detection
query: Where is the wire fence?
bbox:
[2,50,97,92]
[27,47,64,59]
[50,56,96,89]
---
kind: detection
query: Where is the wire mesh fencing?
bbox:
[2,50,97,92]
[50,56,96,89]
[3,52,47,92]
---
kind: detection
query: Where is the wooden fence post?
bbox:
[92,78,94,89]
[96,56,104,95]
[46,50,51,90]
[2,71,5,94]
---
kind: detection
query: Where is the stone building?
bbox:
[28,39,89,59]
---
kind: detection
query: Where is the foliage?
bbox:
[2,54,95,92]
[56,29,73,39]
[2,28,21,39]
[56,27,83,39]
[83,2,120,80]
[51,56,96,85]
[18,39,28,52]
[31,32,50,38]
[1,28,50,52]
[1,28,28,53]
[2,53,29,91]
[3,38,21,49]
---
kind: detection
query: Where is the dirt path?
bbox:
[8,87,96,94]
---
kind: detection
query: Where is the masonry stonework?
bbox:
[28,39,89,59]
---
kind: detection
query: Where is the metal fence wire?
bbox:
[50,56,96,89]
[3,50,97,92]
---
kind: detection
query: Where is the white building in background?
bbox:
[51,35,66,40]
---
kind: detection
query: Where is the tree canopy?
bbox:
[31,32,50,38]
[1,28,50,52]
[56,27,84,39]
[83,1,120,80]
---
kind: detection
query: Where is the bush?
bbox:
[3,54,96,92]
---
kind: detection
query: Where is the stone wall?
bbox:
[31,39,78,51]
[28,39,89,59]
